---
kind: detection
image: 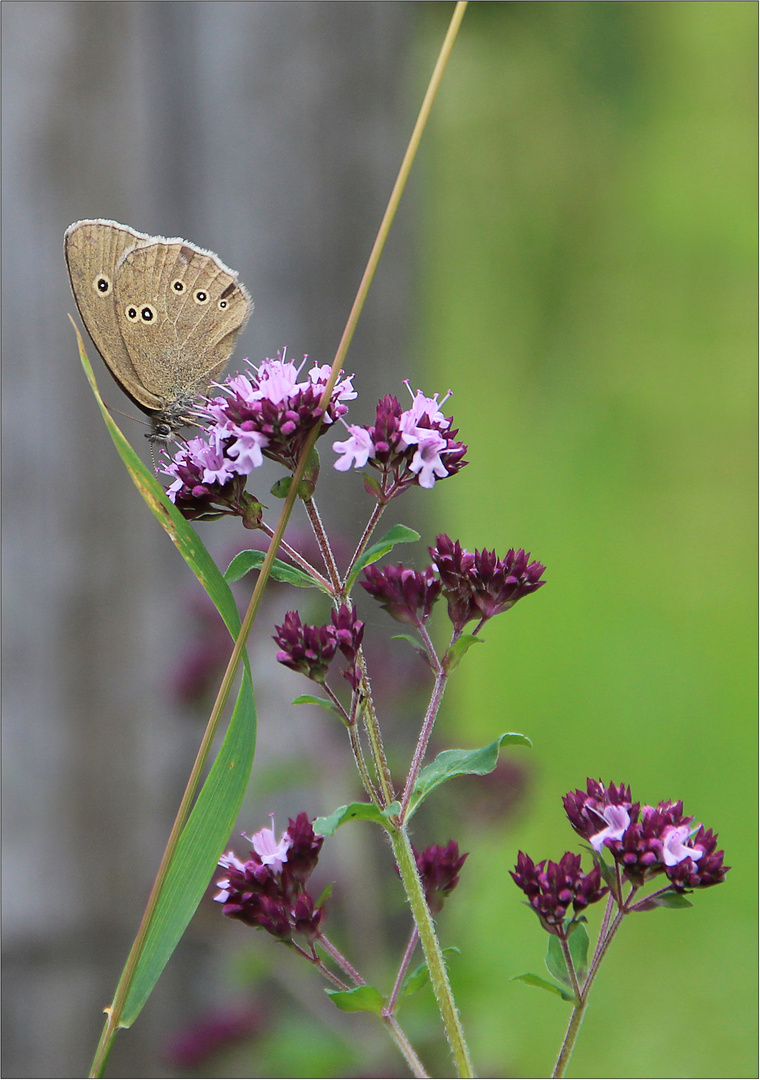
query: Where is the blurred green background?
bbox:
[215,5,756,1078]
[416,2,756,1077]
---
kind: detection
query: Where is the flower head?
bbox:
[430,534,546,632]
[215,813,325,946]
[414,841,468,915]
[360,563,442,627]
[330,604,365,690]
[510,851,608,935]
[332,387,468,499]
[161,353,354,519]
[273,611,338,683]
[563,780,730,890]
[161,436,263,527]
[664,826,730,891]
[273,606,365,691]
[206,354,355,471]
[563,779,639,844]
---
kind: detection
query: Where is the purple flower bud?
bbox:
[214,814,326,947]
[361,564,442,627]
[330,604,365,660]
[273,611,338,683]
[414,841,468,914]
[511,850,608,935]
[430,534,546,632]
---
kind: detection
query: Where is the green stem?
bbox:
[347,710,382,807]
[303,496,343,592]
[390,826,475,1078]
[399,660,448,820]
[553,910,626,1078]
[383,1014,430,1079]
[356,652,396,806]
[553,1000,587,1080]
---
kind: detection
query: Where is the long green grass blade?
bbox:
[75,326,257,1024]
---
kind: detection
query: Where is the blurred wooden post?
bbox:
[2,3,414,1075]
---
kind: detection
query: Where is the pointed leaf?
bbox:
[399,947,461,1001]
[545,921,588,991]
[640,890,694,911]
[326,985,385,1016]
[511,973,576,1002]
[345,524,420,592]
[225,549,327,591]
[122,667,256,1025]
[406,732,532,818]
[314,800,402,837]
[75,330,257,1026]
[292,694,345,719]
[442,633,483,673]
[390,632,424,648]
[315,881,334,908]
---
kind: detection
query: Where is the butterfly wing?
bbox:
[113,238,253,409]
[63,219,162,412]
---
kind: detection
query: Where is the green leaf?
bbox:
[511,972,576,1002]
[545,921,589,991]
[594,850,618,891]
[292,694,344,719]
[442,633,482,673]
[399,947,461,1001]
[643,890,694,910]
[314,800,402,836]
[326,985,385,1016]
[406,732,532,818]
[390,632,424,648]
[344,524,421,592]
[315,882,334,908]
[122,667,256,1026]
[75,330,257,1027]
[225,549,327,591]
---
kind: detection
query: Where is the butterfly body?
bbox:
[64,219,253,440]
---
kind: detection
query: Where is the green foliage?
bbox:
[314,801,402,836]
[545,921,589,989]
[511,972,576,1003]
[327,985,385,1016]
[75,330,257,1029]
[344,524,420,592]
[406,733,532,818]
[225,548,327,590]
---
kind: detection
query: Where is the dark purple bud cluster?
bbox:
[215,813,325,947]
[361,564,443,627]
[510,851,607,935]
[273,604,364,688]
[430,535,546,633]
[358,535,545,633]
[414,841,468,915]
[562,778,729,889]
